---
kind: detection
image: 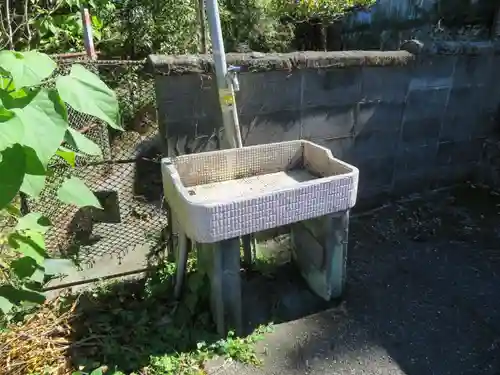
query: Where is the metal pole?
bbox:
[80,6,97,60]
[205,0,256,265]
[205,0,243,148]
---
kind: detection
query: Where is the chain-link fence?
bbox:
[24,56,168,270]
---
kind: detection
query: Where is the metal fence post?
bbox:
[81,6,97,60]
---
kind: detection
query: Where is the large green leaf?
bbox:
[16,212,51,234]
[0,51,56,88]
[65,127,102,156]
[0,86,36,109]
[10,256,44,283]
[0,76,14,91]
[21,174,46,198]
[0,285,46,315]
[0,144,26,210]
[20,146,47,198]
[8,230,48,265]
[57,176,103,209]
[10,89,69,166]
[0,107,23,152]
[0,294,14,315]
[56,64,122,130]
[56,147,77,167]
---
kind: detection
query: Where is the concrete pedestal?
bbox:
[197,238,242,336]
[185,211,349,336]
[291,211,349,300]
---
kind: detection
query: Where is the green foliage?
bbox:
[69,258,273,375]
[219,0,295,52]
[271,0,376,20]
[83,0,200,58]
[2,0,376,57]
[0,49,120,320]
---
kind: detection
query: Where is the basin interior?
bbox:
[171,141,353,203]
[186,169,319,203]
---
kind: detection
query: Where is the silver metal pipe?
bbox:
[205,0,243,148]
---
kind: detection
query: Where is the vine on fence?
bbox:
[0,49,121,320]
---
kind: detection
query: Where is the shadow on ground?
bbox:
[66,242,334,373]
[66,262,221,373]
[206,184,500,375]
[68,184,500,375]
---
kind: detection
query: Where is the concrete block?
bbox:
[236,71,301,115]
[356,187,391,209]
[361,66,410,103]
[486,57,500,111]
[409,56,456,91]
[430,163,477,189]
[394,144,438,177]
[155,74,218,123]
[453,55,493,88]
[302,67,362,108]
[301,105,354,139]
[401,88,448,147]
[392,172,430,197]
[471,108,497,139]
[164,116,222,146]
[351,125,399,160]
[440,87,486,142]
[240,110,301,146]
[314,137,355,163]
[437,139,485,166]
[401,117,441,147]
[355,156,395,190]
[197,238,242,336]
[355,102,404,135]
[403,88,449,123]
[291,211,349,301]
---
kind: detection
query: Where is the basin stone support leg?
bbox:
[197,238,242,336]
[291,210,349,301]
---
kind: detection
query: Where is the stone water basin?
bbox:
[161,140,359,243]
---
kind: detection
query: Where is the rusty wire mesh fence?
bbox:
[24,57,168,270]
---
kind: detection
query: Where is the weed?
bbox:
[68,257,273,375]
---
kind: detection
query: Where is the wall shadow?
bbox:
[278,185,500,375]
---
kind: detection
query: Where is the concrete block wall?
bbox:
[148,43,500,206]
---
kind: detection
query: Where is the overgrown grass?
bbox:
[68,256,274,374]
[1,255,274,375]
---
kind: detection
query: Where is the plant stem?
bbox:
[5,0,14,50]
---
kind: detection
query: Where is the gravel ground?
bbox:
[207,184,500,375]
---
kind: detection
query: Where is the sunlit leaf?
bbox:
[10,89,68,166]
[65,127,102,156]
[56,147,76,167]
[8,230,48,265]
[0,86,36,109]
[20,146,47,198]
[57,176,103,209]
[0,107,23,152]
[0,76,14,91]
[16,212,51,234]
[10,256,42,282]
[0,294,14,315]
[0,50,56,88]
[0,285,46,313]
[56,64,122,130]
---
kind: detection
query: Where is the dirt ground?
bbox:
[210,183,500,375]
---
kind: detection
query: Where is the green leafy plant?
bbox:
[271,0,381,20]
[0,49,121,320]
[71,365,125,375]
